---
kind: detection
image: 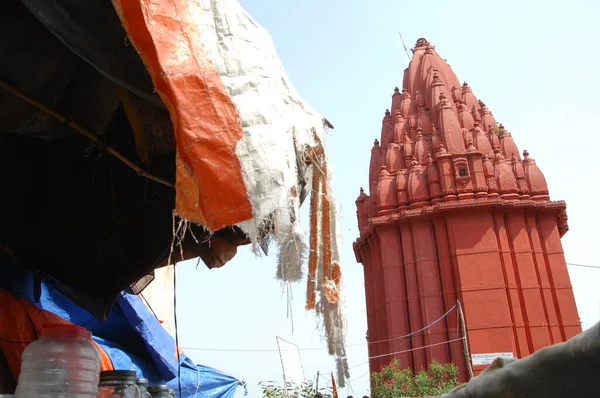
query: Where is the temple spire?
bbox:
[364,38,549,206]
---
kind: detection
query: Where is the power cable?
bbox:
[183,305,457,353]
[349,337,466,370]
[349,371,369,382]
[366,304,456,346]
[174,261,182,398]
[567,262,600,269]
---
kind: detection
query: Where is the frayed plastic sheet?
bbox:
[275,221,307,283]
[112,0,348,386]
[191,0,323,227]
[195,0,348,384]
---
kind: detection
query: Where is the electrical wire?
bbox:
[349,337,466,370]
[182,305,457,353]
[348,371,369,382]
[242,372,282,381]
[174,259,182,397]
[183,346,309,353]
[140,292,161,321]
[366,304,456,346]
[567,262,600,269]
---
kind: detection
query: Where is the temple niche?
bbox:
[354,38,581,380]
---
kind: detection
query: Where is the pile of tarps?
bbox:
[0,253,245,398]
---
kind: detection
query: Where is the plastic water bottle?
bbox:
[14,324,100,398]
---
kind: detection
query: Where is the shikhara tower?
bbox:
[353,38,581,379]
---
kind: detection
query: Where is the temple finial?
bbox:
[414,38,430,49]
[493,147,504,160]
[438,142,447,154]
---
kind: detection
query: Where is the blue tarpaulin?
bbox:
[0,255,246,398]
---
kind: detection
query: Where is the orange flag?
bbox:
[331,372,338,398]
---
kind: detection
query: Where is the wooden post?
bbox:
[457,299,474,380]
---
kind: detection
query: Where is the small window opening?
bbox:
[458,167,468,177]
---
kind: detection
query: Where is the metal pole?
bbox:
[315,371,319,393]
[457,299,474,380]
[276,337,290,397]
[398,32,411,61]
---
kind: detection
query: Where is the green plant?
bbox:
[259,380,332,398]
[491,122,505,137]
[371,359,459,397]
[490,127,501,137]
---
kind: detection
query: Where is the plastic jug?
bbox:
[14,324,100,398]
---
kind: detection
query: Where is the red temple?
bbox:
[353,38,581,379]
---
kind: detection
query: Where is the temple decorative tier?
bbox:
[353,38,581,379]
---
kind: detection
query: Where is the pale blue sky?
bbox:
[175,1,600,397]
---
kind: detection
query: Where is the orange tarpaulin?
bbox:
[0,289,113,381]
[111,0,253,231]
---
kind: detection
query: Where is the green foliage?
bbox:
[492,122,505,137]
[370,359,459,397]
[259,381,332,398]
[492,127,504,137]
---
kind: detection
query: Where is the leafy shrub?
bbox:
[259,380,332,398]
[370,359,459,397]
